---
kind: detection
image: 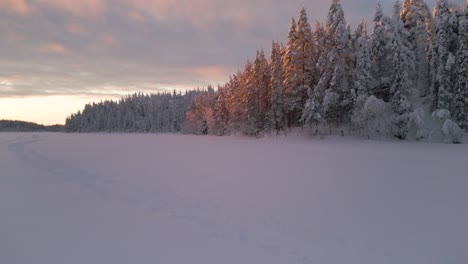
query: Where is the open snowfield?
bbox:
[1,133,467,264]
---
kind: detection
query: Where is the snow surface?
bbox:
[1,133,467,264]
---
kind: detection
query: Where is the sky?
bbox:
[0,0,465,125]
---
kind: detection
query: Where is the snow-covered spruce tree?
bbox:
[314,21,326,68]
[364,95,387,137]
[430,0,458,111]
[400,0,432,97]
[370,3,394,100]
[241,59,261,136]
[453,3,468,131]
[389,1,415,139]
[322,89,341,134]
[232,69,247,130]
[351,22,373,132]
[224,73,243,132]
[326,0,352,94]
[370,4,386,88]
[213,85,229,135]
[315,0,353,132]
[371,3,385,51]
[354,22,372,98]
[269,41,285,133]
[352,20,367,63]
[183,92,215,135]
[302,22,326,132]
[282,18,302,127]
[253,49,271,131]
[296,8,317,115]
[301,89,322,133]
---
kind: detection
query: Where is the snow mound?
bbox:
[432,109,451,121]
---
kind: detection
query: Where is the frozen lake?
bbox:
[1,133,467,264]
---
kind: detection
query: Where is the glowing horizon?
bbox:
[0,95,110,125]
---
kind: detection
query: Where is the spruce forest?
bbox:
[65,0,468,143]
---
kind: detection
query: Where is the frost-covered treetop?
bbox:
[287,18,297,40]
[374,3,384,23]
[327,0,346,32]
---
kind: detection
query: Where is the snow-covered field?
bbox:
[1,133,467,264]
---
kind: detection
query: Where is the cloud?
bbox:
[127,12,145,24]
[34,0,106,16]
[1,0,467,101]
[38,43,72,55]
[66,23,87,35]
[88,34,119,54]
[0,0,33,15]
[188,65,234,84]
[0,58,218,99]
[98,34,118,48]
[5,30,25,42]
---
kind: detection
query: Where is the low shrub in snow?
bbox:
[410,108,429,140]
[442,119,464,144]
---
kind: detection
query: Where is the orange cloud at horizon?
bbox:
[188,65,234,84]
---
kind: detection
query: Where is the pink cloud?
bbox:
[123,0,270,39]
[126,0,244,27]
[38,43,72,55]
[0,0,33,15]
[0,0,262,36]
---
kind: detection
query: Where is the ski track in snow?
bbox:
[1,132,467,264]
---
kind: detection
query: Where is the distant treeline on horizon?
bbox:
[0,120,64,132]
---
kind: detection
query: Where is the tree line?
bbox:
[65,89,213,133]
[66,0,468,143]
